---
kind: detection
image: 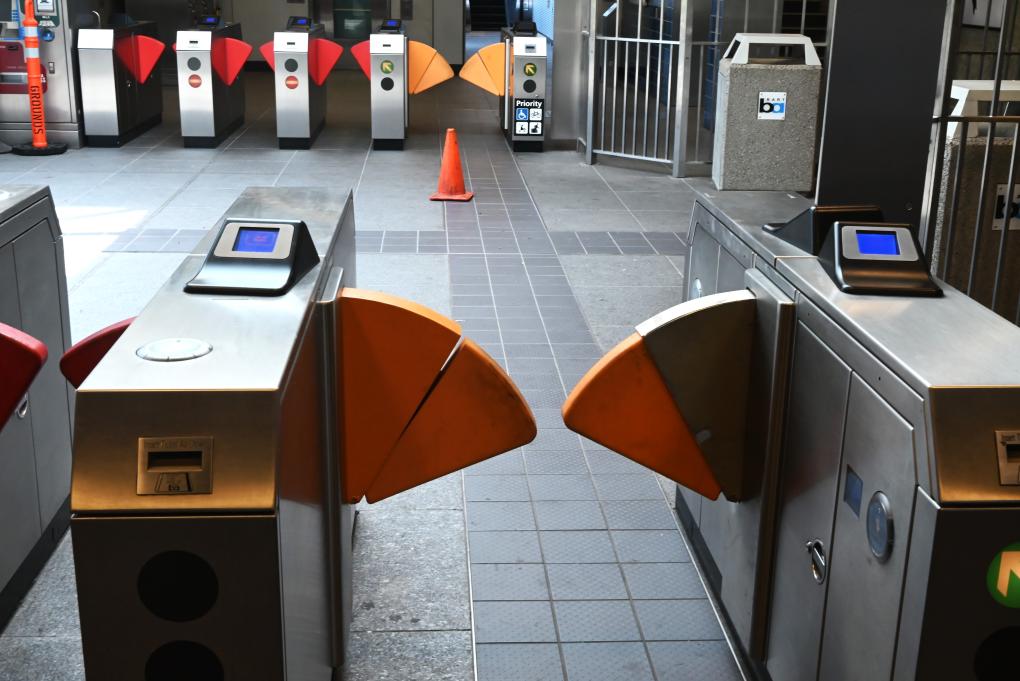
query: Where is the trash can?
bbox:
[712,33,821,191]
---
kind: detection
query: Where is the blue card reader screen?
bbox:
[856,231,900,256]
[234,227,280,253]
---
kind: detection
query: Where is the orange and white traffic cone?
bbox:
[12,0,66,156]
[430,128,473,202]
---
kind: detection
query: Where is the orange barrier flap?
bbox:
[59,317,134,389]
[562,333,722,500]
[407,40,454,94]
[459,42,504,95]
[350,40,371,79]
[338,288,461,502]
[0,322,47,430]
[365,339,537,502]
[114,34,165,84]
[310,38,343,86]
[211,37,251,86]
[258,41,275,70]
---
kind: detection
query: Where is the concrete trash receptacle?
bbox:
[712,33,821,191]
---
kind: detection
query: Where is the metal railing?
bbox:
[922,0,1020,322]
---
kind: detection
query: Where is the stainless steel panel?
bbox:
[686,219,720,301]
[892,487,938,681]
[234,0,312,62]
[0,243,42,589]
[370,33,406,141]
[73,515,287,679]
[717,245,746,292]
[274,33,314,139]
[176,34,216,138]
[818,374,916,681]
[14,221,73,522]
[77,29,119,136]
[766,321,851,681]
[696,268,795,658]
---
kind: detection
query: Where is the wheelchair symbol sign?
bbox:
[516,108,530,121]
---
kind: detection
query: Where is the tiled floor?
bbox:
[0,63,743,681]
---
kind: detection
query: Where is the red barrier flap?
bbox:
[0,322,47,431]
[115,34,165,84]
[309,38,343,86]
[258,41,275,70]
[59,317,134,389]
[350,40,370,79]
[211,37,252,86]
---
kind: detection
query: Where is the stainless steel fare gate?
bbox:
[584,0,693,176]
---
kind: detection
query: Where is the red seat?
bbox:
[59,317,135,389]
[0,322,48,431]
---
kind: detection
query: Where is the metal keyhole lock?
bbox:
[805,539,827,584]
[16,396,29,419]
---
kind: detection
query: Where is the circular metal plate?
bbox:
[136,338,212,362]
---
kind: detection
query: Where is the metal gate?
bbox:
[583,0,693,176]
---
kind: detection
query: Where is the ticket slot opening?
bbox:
[147,450,204,471]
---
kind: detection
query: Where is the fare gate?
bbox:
[65,186,537,681]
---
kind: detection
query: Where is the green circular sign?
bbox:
[987,543,1020,608]
[380,60,394,74]
[524,62,537,76]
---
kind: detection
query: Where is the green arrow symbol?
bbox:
[998,551,1020,596]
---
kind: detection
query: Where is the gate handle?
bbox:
[806,539,827,584]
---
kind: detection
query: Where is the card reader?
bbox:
[818,222,941,297]
[185,218,320,296]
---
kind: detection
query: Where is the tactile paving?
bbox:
[475,643,565,681]
[469,531,543,564]
[553,601,641,642]
[646,640,743,680]
[611,530,690,563]
[471,564,550,601]
[561,642,655,681]
[539,530,617,564]
[546,564,628,600]
[633,600,724,641]
[474,601,557,643]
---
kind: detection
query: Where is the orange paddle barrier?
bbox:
[407,41,453,94]
[459,42,505,95]
[114,34,165,84]
[338,289,536,503]
[0,322,48,431]
[59,317,135,389]
[562,334,723,500]
[430,128,474,201]
[211,36,251,85]
[11,0,66,156]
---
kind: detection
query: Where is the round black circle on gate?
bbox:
[284,58,299,73]
[145,641,224,681]
[187,57,201,71]
[865,491,893,563]
[523,79,537,93]
[381,77,395,91]
[138,551,218,622]
[975,627,1020,680]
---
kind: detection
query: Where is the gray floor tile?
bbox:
[601,500,678,530]
[554,601,641,642]
[632,600,724,641]
[561,642,654,681]
[524,450,589,475]
[475,643,565,681]
[465,475,532,502]
[584,450,649,475]
[621,563,706,600]
[468,502,536,531]
[591,474,665,501]
[466,451,526,475]
[533,501,606,531]
[546,563,628,600]
[539,531,617,564]
[474,602,557,643]
[346,631,473,681]
[471,563,550,600]
[528,475,597,501]
[611,530,690,563]
[646,641,743,681]
[469,531,543,564]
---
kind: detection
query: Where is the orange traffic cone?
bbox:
[430,128,474,202]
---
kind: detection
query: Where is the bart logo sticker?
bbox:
[988,543,1020,608]
[758,91,787,120]
[380,60,394,74]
